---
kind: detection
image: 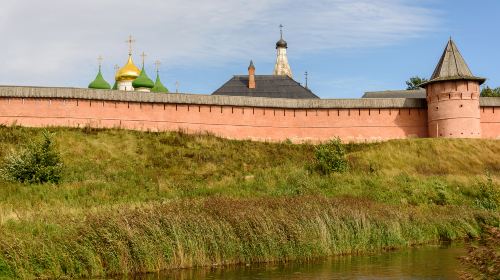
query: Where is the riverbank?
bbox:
[0,126,498,278]
[1,197,493,279]
[126,242,467,279]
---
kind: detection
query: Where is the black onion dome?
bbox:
[276,38,287,49]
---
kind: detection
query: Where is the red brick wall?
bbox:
[0,97,430,142]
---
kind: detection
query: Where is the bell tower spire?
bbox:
[273,24,293,78]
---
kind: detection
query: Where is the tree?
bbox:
[405,76,428,90]
[481,86,500,97]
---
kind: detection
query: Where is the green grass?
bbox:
[0,126,499,278]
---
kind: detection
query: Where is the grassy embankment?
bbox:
[0,126,499,279]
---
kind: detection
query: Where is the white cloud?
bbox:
[0,0,438,88]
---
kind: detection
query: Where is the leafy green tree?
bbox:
[0,131,63,184]
[406,76,429,90]
[481,86,500,97]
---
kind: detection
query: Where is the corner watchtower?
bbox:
[421,39,486,138]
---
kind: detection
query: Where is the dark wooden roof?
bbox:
[421,39,485,87]
[212,75,319,99]
[363,89,426,99]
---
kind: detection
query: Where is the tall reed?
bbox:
[0,197,496,279]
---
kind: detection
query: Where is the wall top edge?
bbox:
[4,85,498,109]
[480,97,500,107]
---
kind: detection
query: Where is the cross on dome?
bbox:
[140,51,148,68]
[97,55,104,68]
[276,24,288,49]
[154,60,161,73]
[125,35,136,56]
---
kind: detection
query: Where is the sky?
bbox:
[0,0,498,98]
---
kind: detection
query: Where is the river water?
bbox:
[123,244,465,279]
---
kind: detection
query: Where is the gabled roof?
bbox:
[212,75,319,99]
[421,39,485,87]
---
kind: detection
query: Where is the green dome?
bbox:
[88,68,111,90]
[112,80,118,90]
[151,73,169,93]
[132,67,154,89]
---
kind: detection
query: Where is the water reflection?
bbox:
[118,244,464,280]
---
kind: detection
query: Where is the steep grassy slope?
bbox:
[0,126,498,278]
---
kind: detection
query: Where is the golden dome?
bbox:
[115,55,141,81]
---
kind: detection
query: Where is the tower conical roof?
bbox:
[132,66,155,89]
[151,72,169,93]
[422,39,485,87]
[88,67,111,90]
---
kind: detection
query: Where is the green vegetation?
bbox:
[0,126,499,279]
[481,86,500,97]
[461,227,500,279]
[313,138,348,174]
[405,76,428,90]
[0,132,62,184]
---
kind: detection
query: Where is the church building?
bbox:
[88,36,169,93]
[213,27,318,99]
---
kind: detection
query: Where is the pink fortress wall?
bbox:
[0,97,429,142]
[0,85,498,142]
[481,106,500,139]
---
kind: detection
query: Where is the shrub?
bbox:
[474,175,499,210]
[314,138,348,174]
[434,182,451,206]
[0,131,63,184]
